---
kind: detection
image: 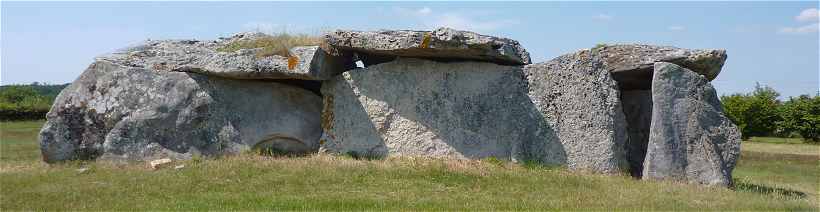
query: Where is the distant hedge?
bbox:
[721,83,820,142]
[0,83,68,121]
[0,109,49,121]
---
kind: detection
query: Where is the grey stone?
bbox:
[523,50,629,174]
[39,59,323,163]
[101,32,355,81]
[596,44,727,90]
[642,62,741,187]
[320,58,562,163]
[325,27,531,65]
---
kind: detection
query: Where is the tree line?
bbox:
[721,83,819,142]
[0,83,69,121]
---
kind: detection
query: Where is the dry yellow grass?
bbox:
[742,138,820,156]
[216,33,322,58]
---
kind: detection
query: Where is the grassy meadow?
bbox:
[1,121,817,210]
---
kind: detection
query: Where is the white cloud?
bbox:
[795,8,819,22]
[778,23,819,34]
[778,8,819,35]
[667,26,686,31]
[593,14,613,21]
[417,7,432,16]
[391,7,519,32]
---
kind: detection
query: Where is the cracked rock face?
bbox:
[597,44,727,90]
[320,58,554,161]
[101,32,355,81]
[523,50,629,173]
[642,62,741,186]
[324,27,531,65]
[39,59,323,163]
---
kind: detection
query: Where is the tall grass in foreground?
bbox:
[216,33,322,58]
[0,121,816,210]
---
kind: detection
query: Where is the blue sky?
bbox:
[2,1,818,98]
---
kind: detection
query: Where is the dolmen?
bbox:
[40,27,741,187]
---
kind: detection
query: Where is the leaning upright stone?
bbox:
[325,27,531,65]
[642,62,741,187]
[523,50,629,173]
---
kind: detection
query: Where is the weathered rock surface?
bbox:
[39,59,323,163]
[320,58,562,162]
[325,27,531,65]
[103,32,354,81]
[597,44,727,90]
[523,50,629,173]
[642,62,741,186]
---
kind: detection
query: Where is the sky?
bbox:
[1,1,818,98]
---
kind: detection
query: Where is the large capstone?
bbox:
[642,62,741,187]
[320,58,562,162]
[524,50,629,174]
[597,44,727,90]
[104,32,355,81]
[39,60,323,163]
[325,27,531,66]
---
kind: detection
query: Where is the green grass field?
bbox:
[1,121,817,210]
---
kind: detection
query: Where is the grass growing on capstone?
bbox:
[1,121,817,210]
[216,33,322,58]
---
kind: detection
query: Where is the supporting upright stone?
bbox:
[523,50,629,173]
[40,47,324,163]
[320,58,552,161]
[642,62,741,187]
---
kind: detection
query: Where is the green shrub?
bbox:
[0,86,39,104]
[0,83,67,120]
[777,95,820,142]
[721,83,782,139]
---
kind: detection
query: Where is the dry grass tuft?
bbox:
[216,33,322,58]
